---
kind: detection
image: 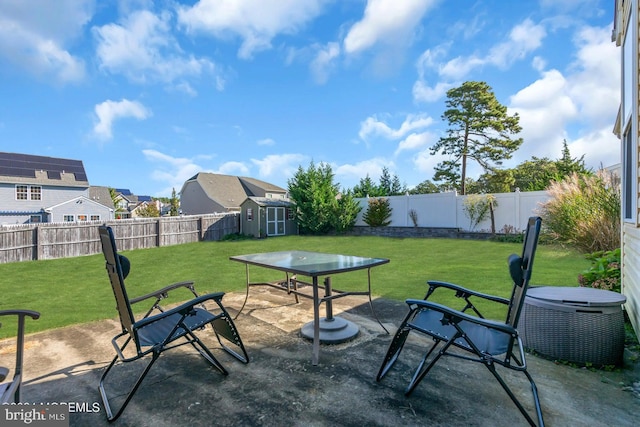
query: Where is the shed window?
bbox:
[247,208,253,221]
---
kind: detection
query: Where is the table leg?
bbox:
[324,277,333,320]
[234,264,251,320]
[312,275,320,366]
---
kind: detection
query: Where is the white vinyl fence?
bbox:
[354,190,550,232]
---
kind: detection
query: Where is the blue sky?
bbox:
[0,0,620,197]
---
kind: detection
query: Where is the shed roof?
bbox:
[242,197,294,207]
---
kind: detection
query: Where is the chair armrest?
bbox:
[406,299,516,335]
[129,281,197,305]
[426,281,510,305]
[0,310,41,320]
[133,292,225,329]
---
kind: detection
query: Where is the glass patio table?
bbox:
[230,250,390,365]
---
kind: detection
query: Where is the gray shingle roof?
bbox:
[183,173,287,210]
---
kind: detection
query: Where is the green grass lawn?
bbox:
[0,235,589,338]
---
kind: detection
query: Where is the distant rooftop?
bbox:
[0,151,88,183]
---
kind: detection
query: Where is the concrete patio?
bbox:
[6,288,640,426]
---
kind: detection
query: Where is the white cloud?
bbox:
[359,113,433,141]
[94,10,219,88]
[93,99,151,140]
[217,161,250,175]
[310,42,341,84]
[343,0,436,55]
[334,157,395,187]
[508,24,620,169]
[257,138,275,146]
[570,127,621,168]
[177,0,326,59]
[0,0,90,83]
[413,148,442,176]
[439,19,546,80]
[413,80,454,103]
[251,153,308,182]
[143,149,203,195]
[413,45,455,102]
[395,131,435,156]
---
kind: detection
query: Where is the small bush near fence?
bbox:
[0,213,239,264]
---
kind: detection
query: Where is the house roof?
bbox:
[182,173,287,210]
[44,195,113,212]
[89,186,115,209]
[0,152,89,187]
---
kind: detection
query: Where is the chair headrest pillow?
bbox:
[508,254,523,286]
[118,255,130,279]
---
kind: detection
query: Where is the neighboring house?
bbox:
[45,196,113,223]
[113,189,160,218]
[130,199,162,218]
[89,186,116,211]
[240,197,296,237]
[0,152,113,224]
[180,173,289,215]
[613,0,640,338]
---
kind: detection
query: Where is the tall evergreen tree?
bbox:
[431,81,522,195]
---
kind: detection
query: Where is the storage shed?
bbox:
[240,197,297,237]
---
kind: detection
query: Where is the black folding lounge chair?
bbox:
[376,216,544,426]
[98,225,249,422]
[0,309,40,404]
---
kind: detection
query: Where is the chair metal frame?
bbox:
[98,225,249,422]
[376,216,544,426]
[0,309,40,404]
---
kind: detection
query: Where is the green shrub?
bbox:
[462,194,497,232]
[363,197,392,227]
[578,248,621,293]
[539,171,620,253]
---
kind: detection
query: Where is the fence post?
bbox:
[515,188,521,230]
[157,218,162,247]
[35,225,42,261]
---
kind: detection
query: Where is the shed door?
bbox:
[266,207,285,236]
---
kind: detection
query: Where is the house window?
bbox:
[91,215,100,221]
[287,208,295,220]
[15,185,42,200]
[30,186,41,200]
[16,185,28,200]
[623,125,636,221]
[78,214,88,221]
[29,215,42,223]
[63,215,74,222]
[247,208,253,221]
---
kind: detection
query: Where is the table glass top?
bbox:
[230,250,389,275]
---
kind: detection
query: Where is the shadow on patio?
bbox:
[8,288,640,426]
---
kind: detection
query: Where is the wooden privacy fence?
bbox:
[0,213,240,264]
